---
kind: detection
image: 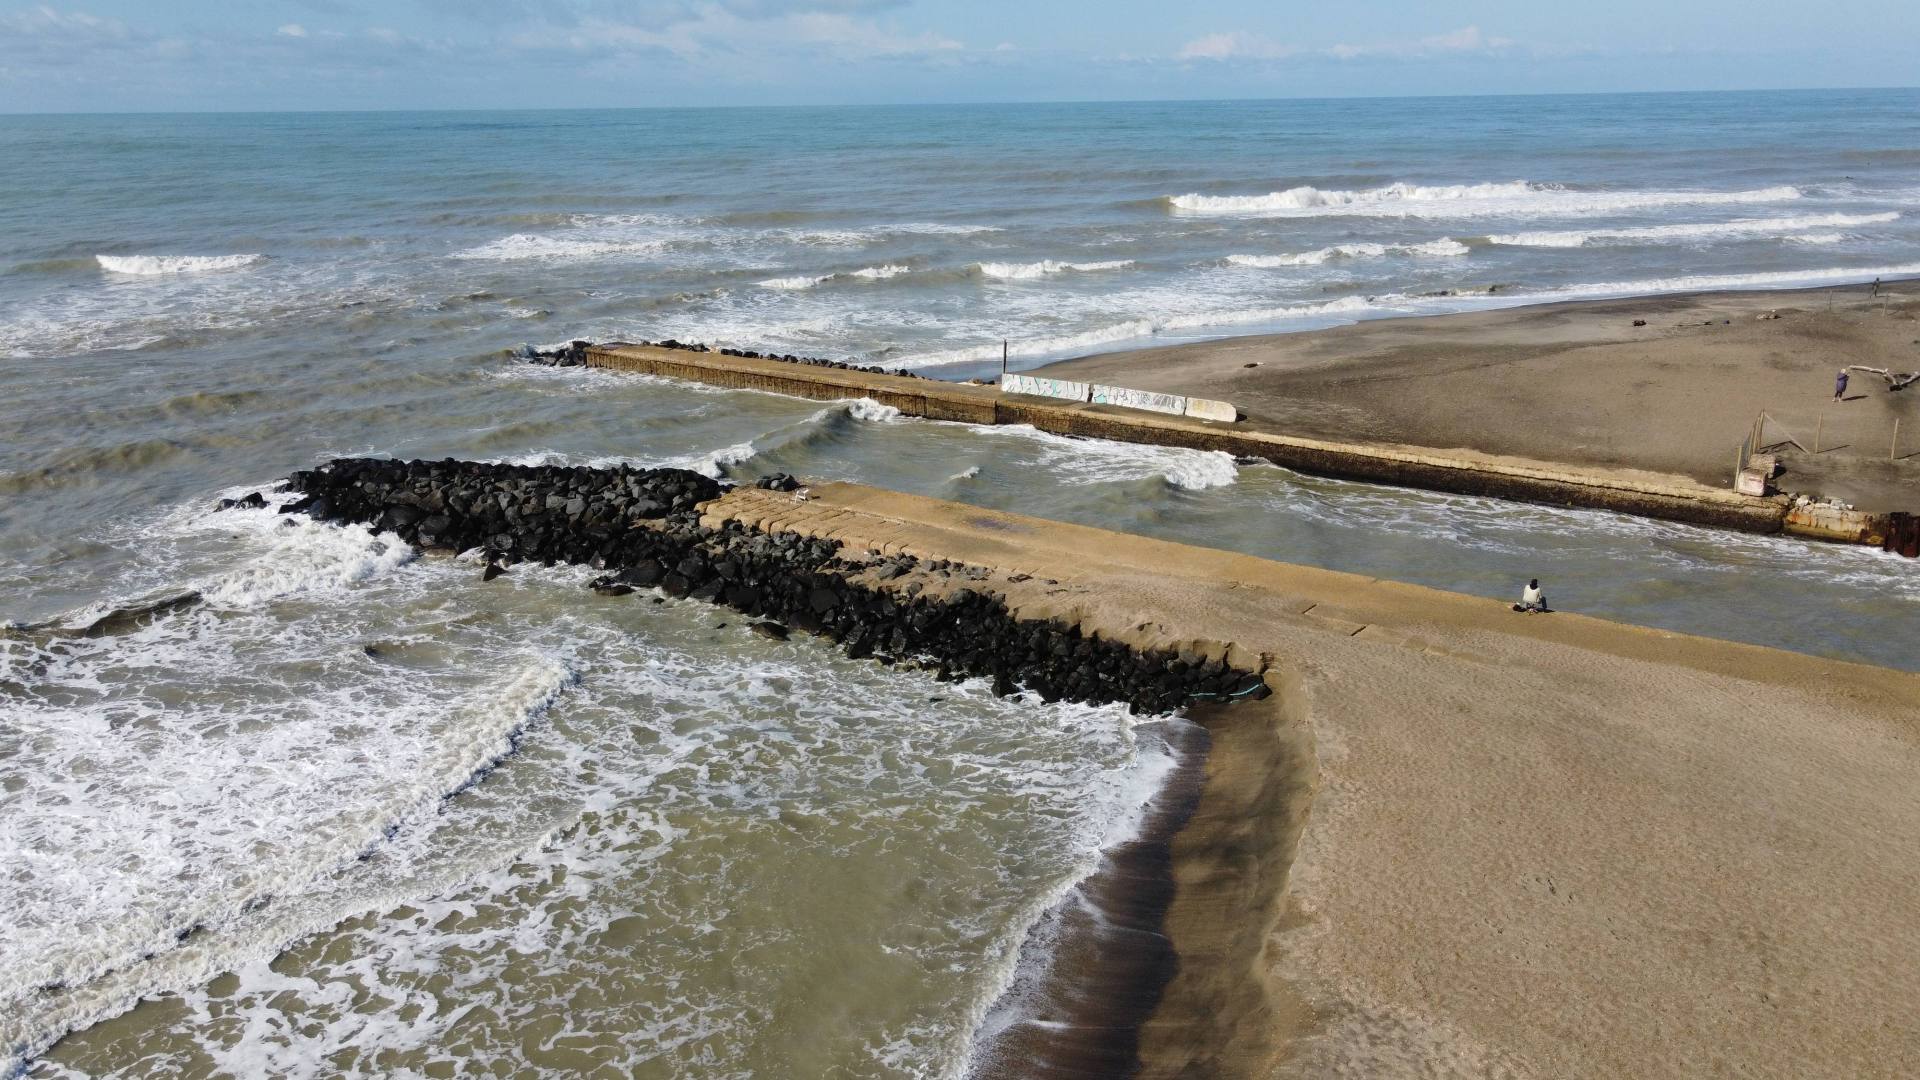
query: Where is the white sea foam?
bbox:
[780,223,1002,245]
[961,717,1184,1074]
[673,439,760,478]
[980,424,1239,490]
[757,273,832,290]
[846,397,903,422]
[1167,180,1803,218]
[0,521,586,1074]
[885,222,1002,235]
[1487,211,1900,247]
[452,233,671,261]
[5,542,1171,1077]
[1227,239,1469,267]
[757,264,912,289]
[196,510,417,608]
[907,294,1384,368]
[96,254,264,275]
[909,318,1158,367]
[975,259,1135,280]
[1542,261,1920,300]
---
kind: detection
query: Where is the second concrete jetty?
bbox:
[583,342,1792,536]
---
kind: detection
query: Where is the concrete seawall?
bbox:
[586,344,1793,536]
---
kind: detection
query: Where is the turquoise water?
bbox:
[3,92,1919,1077]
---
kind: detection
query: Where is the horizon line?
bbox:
[3,83,1916,119]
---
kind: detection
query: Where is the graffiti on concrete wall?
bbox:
[1000,373,1092,402]
[1090,384,1188,415]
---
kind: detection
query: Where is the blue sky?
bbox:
[2,1,1915,112]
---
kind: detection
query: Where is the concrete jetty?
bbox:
[585,343,1794,536]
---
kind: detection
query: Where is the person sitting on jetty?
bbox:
[1514,579,1549,613]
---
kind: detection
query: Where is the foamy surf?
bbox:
[95,254,264,275]
[1542,261,1920,300]
[757,264,912,289]
[906,295,1384,368]
[1486,211,1900,247]
[975,259,1135,280]
[980,425,1240,490]
[1167,180,1803,218]
[452,233,671,261]
[1,497,584,1062]
[1228,239,1469,267]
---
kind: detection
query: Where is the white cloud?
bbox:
[277,23,309,38]
[1,5,132,41]
[789,11,959,56]
[1178,24,1515,64]
[518,3,960,61]
[1328,25,1514,59]
[417,0,906,26]
[1177,31,1293,62]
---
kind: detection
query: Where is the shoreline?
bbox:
[965,717,1210,1079]
[1134,691,1314,1078]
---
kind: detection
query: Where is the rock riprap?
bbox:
[514,338,927,380]
[273,458,1267,714]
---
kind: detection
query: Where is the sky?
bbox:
[1,0,1916,113]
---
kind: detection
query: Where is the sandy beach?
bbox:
[1037,280,1920,511]
[705,481,1920,1078]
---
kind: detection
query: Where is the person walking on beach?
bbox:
[1515,579,1548,613]
[1872,277,1882,297]
[1834,369,1850,402]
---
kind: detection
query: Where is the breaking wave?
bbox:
[452,233,670,261]
[974,259,1135,280]
[664,398,903,477]
[756,264,913,290]
[1227,239,1469,267]
[1543,261,1920,300]
[907,295,1382,368]
[1487,211,1900,247]
[980,426,1240,490]
[95,254,264,275]
[1166,180,1803,218]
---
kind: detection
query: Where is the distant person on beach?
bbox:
[1514,579,1548,613]
[1871,277,1882,297]
[1835,370,1850,401]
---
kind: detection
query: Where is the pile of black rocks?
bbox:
[514,340,592,367]
[277,458,723,562]
[513,336,926,381]
[268,458,1267,715]
[704,343,927,381]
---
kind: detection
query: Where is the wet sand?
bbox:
[967,719,1209,1079]
[1036,280,1920,511]
[706,482,1920,1079]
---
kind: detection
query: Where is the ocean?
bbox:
[3,89,1918,1076]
